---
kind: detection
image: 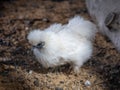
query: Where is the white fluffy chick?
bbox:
[27,16,96,73]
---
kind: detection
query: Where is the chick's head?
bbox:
[27,30,49,49]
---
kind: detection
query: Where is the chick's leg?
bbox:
[73,65,80,74]
[72,61,83,74]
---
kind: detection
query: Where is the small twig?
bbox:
[94,81,107,86]
[0,18,50,25]
[10,18,43,25]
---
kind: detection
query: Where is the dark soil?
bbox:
[0,0,120,90]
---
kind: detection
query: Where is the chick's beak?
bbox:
[32,42,45,49]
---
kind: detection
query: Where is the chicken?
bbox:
[86,0,120,52]
[27,16,96,73]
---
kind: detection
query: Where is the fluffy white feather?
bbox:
[27,16,97,73]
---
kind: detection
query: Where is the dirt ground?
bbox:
[0,0,120,90]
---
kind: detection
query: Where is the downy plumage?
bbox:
[27,16,96,73]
